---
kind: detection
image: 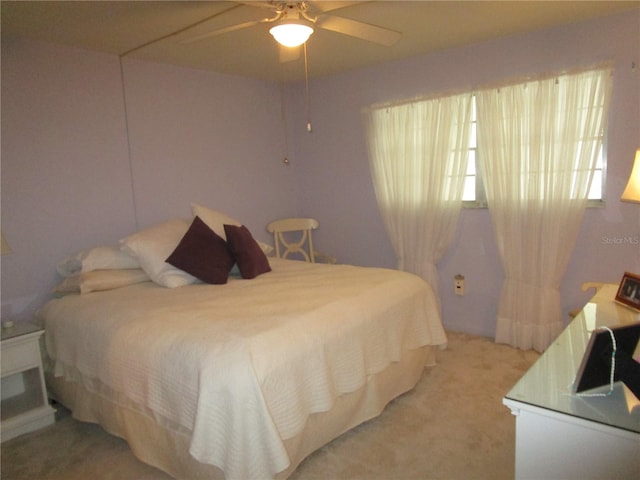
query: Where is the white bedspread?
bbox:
[38,258,446,479]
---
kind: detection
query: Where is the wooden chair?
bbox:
[267,218,336,264]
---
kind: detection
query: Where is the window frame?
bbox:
[461,95,607,209]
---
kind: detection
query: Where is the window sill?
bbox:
[462,200,605,209]
[462,201,488,209]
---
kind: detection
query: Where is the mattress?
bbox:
[38,257,447,479]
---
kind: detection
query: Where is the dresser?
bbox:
[1,323,56,442]
[503,284,640,479]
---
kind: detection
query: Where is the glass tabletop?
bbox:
[505,284,640,434]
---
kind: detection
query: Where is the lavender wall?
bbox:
[1,38,295,321]
[2,11,638,341]
[2,39,133,319]
[119,58,298,229]
[290,11,640,337]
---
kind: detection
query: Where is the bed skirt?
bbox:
[46,345,436,480]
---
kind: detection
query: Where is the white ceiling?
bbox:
[2,1,639,82]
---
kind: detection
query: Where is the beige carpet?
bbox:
[1,332,539,480]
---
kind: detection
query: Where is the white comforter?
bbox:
[39,258,446,479]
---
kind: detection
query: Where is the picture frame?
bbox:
[572,323,640,395]
[615,271,640,311]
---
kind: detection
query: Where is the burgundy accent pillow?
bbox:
[223,224,271,279]
[166,216,234,284]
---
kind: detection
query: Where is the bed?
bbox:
[36,207,447,480]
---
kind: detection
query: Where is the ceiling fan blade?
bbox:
[279,44,301,63]
[178,19,263,44]
[309,2,362,14]
[317,14,401,46]
[236,1,280,10]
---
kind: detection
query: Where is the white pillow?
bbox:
[57,245,139,277]
[258,241,274,256]
[120,219,198,288]
[53,269,150,295]
[191,203,240,240]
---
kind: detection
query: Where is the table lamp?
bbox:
[621,149,640,203]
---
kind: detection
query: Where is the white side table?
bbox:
[1,323,55,442]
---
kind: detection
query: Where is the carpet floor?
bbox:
[1,331,539,480]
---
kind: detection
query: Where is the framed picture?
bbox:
[615,271,640,311]
[572,323,640,395]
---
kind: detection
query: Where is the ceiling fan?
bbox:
[178,1,401,60]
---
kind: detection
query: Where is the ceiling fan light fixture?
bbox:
[269,21,313,48]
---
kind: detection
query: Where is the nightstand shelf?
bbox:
[1,323,55,442]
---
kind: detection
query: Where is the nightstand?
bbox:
[1,323,55,442]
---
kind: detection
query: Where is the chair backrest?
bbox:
[267,218,319,262]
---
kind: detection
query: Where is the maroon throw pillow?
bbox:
[223,224,271,279]
[166,216,234,284]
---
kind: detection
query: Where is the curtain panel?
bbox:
[364,93,472,310]
[476,66,613,352]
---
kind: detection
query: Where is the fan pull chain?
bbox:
[279,81,290,166]
[304,42,312,133]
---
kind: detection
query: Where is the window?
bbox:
[587,144,605,201]
[462,96,606,207]
[462,96,484,205]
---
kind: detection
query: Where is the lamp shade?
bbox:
[269,22,313,47]
[621,149,640,204]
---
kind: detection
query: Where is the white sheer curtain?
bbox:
[365,93,472,307]
[476,67,612,352]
